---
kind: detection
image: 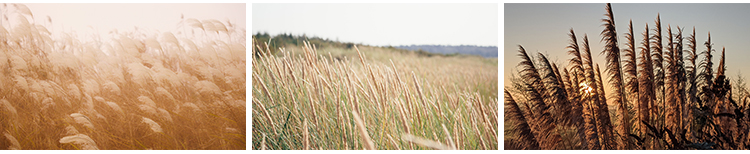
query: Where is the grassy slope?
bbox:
[252,41,498,150]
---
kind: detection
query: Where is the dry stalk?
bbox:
[443,124,456,150]
[387,135,401,150]
[352,110,375,150]
[401,134,453,150]
[304,119,310,150]
[253,98,277,134]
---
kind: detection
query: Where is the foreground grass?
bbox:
[0,4,245,150]
[251,41,498,150]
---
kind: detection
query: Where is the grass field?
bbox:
[251,38,498,150]
[0,4,245,150]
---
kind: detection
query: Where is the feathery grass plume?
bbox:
[578,34,602,149]
[567,29,586,83]
[155,87,176,103]
[623,20,640,136]
[637,23,655,137]
[594,63,614,149]
[71,113,95,130]
[13,75,28,93]
[81,94,95,111]
[9,55,28,75]
[13,4,33,19]
[517,45,561,149]
[195,80,222,97]
[183,102,201,113]
[684,27,698,141]
[142,117,163,133]
[59,134,99,150]
[552,63,569,104]
[401,134,453,150]
[504,89,541,150]
[601,3,629,149]
[102,81,121,95]
[138,95,157,107]
[650,14,665,127]
[0,99,17,116]
[40,97,55,111]
[664,25,682,137]
[564,68,587,148]
[352,110,375,150]
[4,132,20,150]
[64,125,79,136]
[127,62,153,86]
[67,84,82,100]
[93,96,105,104]
[138,104,158,115]
[82,79,100,96]
[699,32,715,110]
[157,108,173,122]
[674,26,687,134]
[105,101,123,113]
[579,80,601,150]
[538,53,571,126]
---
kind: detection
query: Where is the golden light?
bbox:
[579,82,593,95]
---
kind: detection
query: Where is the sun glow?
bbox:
[579,82,593,95]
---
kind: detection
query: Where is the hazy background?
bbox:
[252,3,498,47]
[23,3,245,42]
[505,3,750,103]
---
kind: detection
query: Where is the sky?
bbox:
[252,3,498,47]
[21,3,245,42]
[505,3,750,100]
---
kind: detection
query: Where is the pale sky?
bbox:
[22,3,245,41]
[505,3,750,98]
[252,3,498,46]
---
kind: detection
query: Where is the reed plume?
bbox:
[637,23,654,137]
[517,45,562,149]
[504,89,540,149]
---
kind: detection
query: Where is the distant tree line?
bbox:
[252,32,495,58]
[252,32,360,57]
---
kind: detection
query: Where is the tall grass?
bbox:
[506,3,750,150]
[0,4,245,150]
[251,38,498,149]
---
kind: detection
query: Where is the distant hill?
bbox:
[252,32,498,58]
[393,45,498,58]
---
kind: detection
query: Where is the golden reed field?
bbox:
[0,4,245,149]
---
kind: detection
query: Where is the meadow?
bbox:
[0,4,245,149]
[251,36,498,149]
[505,3,750,150]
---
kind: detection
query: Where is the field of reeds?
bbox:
[251,37,498,149]
[505,3,750,150]
[0,4,245,150]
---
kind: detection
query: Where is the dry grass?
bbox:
[506,3,750,150]
[251,38,497,150]
[0,4,245,150]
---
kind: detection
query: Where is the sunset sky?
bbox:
[505,3,750,100]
